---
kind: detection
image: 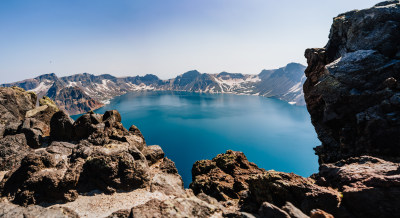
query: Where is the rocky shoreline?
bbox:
[0,1,400,217]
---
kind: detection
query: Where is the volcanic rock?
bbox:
[190,150,265,202]
[303,0,400,164]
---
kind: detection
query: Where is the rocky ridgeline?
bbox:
[1,1,400,217]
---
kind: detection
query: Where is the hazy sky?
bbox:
[0,0,381,83]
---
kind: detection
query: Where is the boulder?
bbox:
[50,110,75,141]
[0,134,31,171]
[25,96,59,125]
[142,145,165,165]
[315,156,400,218]
[243,170,342,216]
[281,202,309,218]
[258,202,290,218]
[129,197,222,218]
[190,150,265,201]
[129,124,146,144]
[19,118,49,148]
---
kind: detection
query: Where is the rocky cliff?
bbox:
[304,0,400,164]
[1,63,306,115]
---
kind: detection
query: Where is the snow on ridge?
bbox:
[29,82,52,94]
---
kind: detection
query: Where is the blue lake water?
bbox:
[72,91,320,187]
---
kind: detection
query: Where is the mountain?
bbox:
[1,63,306,115]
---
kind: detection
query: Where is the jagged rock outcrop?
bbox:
[304,0,400,164]
[190,150,265,202]
[190,150,342,217]
[0,92,224,217]
[315,156,400,217]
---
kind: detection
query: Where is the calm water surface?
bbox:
[73,91,320,187]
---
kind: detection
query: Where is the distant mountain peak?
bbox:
[1,63,307,114]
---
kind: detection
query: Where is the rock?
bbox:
[243,170,342,216]
[3,122,20,136]
[142,145,165,165]
[25,96,59,125]
[39,96,59,111]
[281,202,309,218]
[128,125,145,144]
[129,197,222,218]
[106,209,131,218]
[103,110,122,124]
[258,202,290,218]
[0,124,5,138]
[50,110,75,141]
[310,209,334,218]
[77,142,150,193]
[0,201,79,218]
[304,1,400,164]
[0,87,36,124]
[190,150,265,202]
[20,118,49,148]
[315,156,400,218]
[25,105,48,118]
[149,157,186,197]
[0,134,31,171]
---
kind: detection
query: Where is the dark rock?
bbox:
[3,122,21,136]
[103,110,122,124]
[106,209,131,218]
[304,1,400,164]
[20,118,49,148]
[160,157,178,174]
[243,170,341,216]
[258,202,290,218]
[78,142,150,193]
[142,145,165,165]
[281,202,309,218]
[50,110,75,141]
[190,150,265,201]
[316,156,400,218]
[0,134,31,171]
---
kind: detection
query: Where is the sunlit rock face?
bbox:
[304,1,400,164]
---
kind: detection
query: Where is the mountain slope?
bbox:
[1,63,307,115]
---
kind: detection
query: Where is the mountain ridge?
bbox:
[1,63,306,115]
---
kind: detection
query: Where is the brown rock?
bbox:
[0,87,36,124]
[244,170,341,216]
[258,202,290,218]
[190,150,265,201]
[310,209,334,218]
[316,156,400,217]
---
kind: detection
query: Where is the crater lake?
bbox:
[72,91,319,187]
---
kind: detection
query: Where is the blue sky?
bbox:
[0,0,381,83]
